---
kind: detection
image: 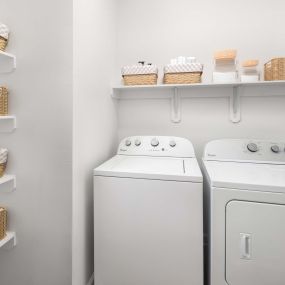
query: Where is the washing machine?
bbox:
[202,139,285,285]
[93,136,203,285]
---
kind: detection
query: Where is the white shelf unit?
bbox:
[0,116,16,132]
[0,232,16,250]
[112,81,285,123]
[0,175,16,193]
[0,51,16,73]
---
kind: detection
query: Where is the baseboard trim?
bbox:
[87,273,94,285]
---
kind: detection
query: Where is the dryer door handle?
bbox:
[240,233,251,260]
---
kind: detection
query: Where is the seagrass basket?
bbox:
[0,87,8,116]
[0,207,7,240]
[264,58,285,81]
[123,74,157,86]
[0,149,8,178]
[164,72,202,84]
[0,23,9,52]
[0,36,7,52]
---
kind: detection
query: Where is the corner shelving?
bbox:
[0,51,16,73]
[0,232,16,250]
[0,116,16,132]
[112,80,285,123]
[0,175,16,193]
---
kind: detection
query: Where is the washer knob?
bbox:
[135,139,141,146]
[125,139,131,147]
[151,138,159,147]
[271,145,280,153]
[169,140,176,147]
[247,143,258,153]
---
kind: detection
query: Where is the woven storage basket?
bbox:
[123,74,157,86]
[0,162,7,177]
[0,149,8,178]
[0,23,9,52]
[164,72,202,84]
[264,58,285,81]
[0,207,7,240]
[0,36,7,52]
[0,87,8,116]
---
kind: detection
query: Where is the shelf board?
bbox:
[112,80,285,124]
[0,232,16,249]
[112,80,285,98]
[0,175,16,193]
[0,116,16,132]
[0,51,16,73]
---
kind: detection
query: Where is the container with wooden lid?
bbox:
[213,49,238,83]
[241,60,260,83]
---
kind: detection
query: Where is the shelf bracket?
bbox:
[171,87,181,123]
[230,86,241,123]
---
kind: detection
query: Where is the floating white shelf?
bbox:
[0,232,16,250]
[112,81,285,123]
[0,51,16,73]
[0,116,16,132]
[0,175,16,193]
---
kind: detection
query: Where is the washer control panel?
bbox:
[118,136,195,158]
[204,139,285,163]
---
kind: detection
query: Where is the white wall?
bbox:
[73,0,118,284]
[0,0,73,284]
[116,0,285,158]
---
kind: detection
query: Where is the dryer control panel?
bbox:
[118,136,195,158]
[204,139,285,163]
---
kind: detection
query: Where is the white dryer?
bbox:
[202,139,285,285]
[94,136,203,285]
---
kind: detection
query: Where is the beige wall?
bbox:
[116,0,285,159]
[0,0,73,284]
[73,0,118,284]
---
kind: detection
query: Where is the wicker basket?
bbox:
[0,162,7,178]
[0,87,8,116]
[0,36,7,52]
[264,58,285,81]
[0,207,7,240]
[164,72,202,84]
[123,74,157,86]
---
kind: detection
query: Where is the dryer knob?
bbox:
[169,140,176,147]
[247,143,258,153]
[125,139,131,147]
[271,145,280,153]
[151,138,159,147]
[135,139,141,146]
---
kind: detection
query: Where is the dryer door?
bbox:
[226,200,285,285]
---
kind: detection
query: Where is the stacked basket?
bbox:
[163,57,203,84]
[264,58,285,81]
[121,62,158,86]
[0,207,7,240]
[0,23,9,52]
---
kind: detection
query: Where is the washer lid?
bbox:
[94,155,202,182]
[203,160,285,192]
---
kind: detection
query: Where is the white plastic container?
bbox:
[213,71,238,83]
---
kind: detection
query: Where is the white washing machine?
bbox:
[94,136,203,285]
[202,139,285,285]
